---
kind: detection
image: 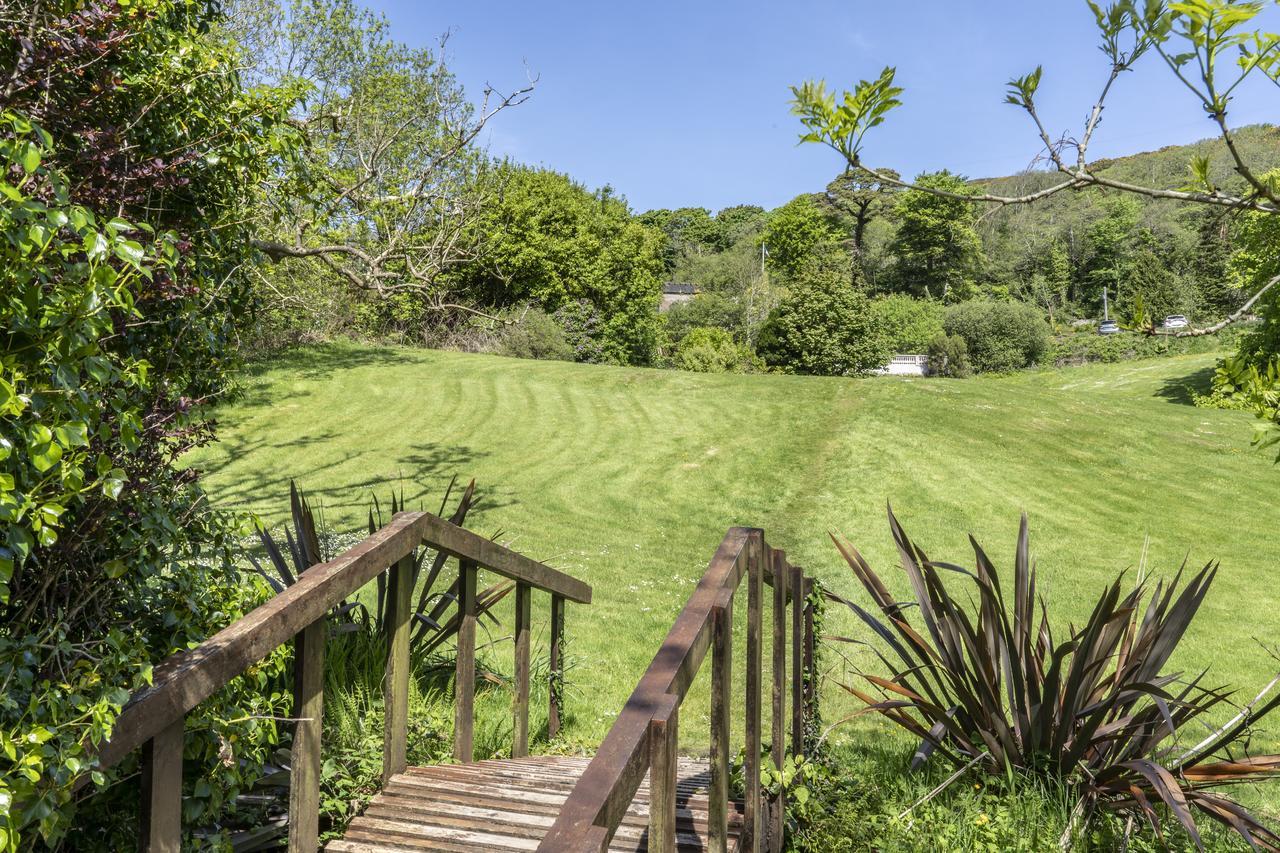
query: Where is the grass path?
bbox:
[188,344,1280,760]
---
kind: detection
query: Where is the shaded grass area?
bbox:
[189,343,1280,839]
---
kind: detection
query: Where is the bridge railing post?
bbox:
[289,616,326,851]
[790,565,804,757]
[454,558,478,763]
[769,550,787,853]
[802,577,816,753]
[648,697,680,853]
[548,593,565,739]
[513,581,532,757]
[383,553,414,782]
[139,716,183,853]
[709,593,733,853]
[742,538,764,853]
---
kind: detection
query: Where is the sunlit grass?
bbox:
[188,342,1280,837]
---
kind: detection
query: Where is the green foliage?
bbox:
[1,1,300,847]
[868,295,944,353]
[943,300,1050,373]
[663,294,748,344]
[455,165,664,365]
[887,171,983,301]
[790,67,904,164]
[498,309,575,362]
[762,195,844,281]
[829,511,1280,849]
[669,328,763,374]
[757,261,891,376]
[926,334,973,378]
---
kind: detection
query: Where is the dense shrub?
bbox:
[453,165,664,365]
[669,328,763,374]
[1,3,297,848]
[498,309,575,361]
[926,333,973,378]
[943,300,1050,372]
[869,294,944,353]
[757,262,891,376]
[554,299,610,364]
[663,294,748,344]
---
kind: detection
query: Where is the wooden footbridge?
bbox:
[89,512,815,852]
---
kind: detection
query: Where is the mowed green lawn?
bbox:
[188,343,1280,759]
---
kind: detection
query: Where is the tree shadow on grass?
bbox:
[227,344,426,411]
[1154,364,1216,407]
[196,438,516,520]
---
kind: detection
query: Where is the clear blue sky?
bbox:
[371,0,1278,214]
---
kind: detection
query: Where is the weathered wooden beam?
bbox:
[289,618,325,852]
[790,565,804,757]
[513,581,532,758]
[548,594,565,740]
[96,512,430,772]
[139,716,183,853]
[803,578,816,744]
[769,550,787,853]
[708,598,733,853]
[418,513,591,604]
[454,559,478,763]
[535,528,756,852]
[92,511,594,776]
[648,700,679,853]
[742,538,764,853]
[383,553,414,783]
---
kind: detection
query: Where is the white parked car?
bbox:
[1162,314,1189,329]
[1098,319,1121,335]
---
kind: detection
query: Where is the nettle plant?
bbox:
[829,511,1280,849]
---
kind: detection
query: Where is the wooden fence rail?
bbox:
[86,511,590,853]
[537,527,816,853]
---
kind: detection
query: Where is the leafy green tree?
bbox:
[670,328,763,374]
[886,171,983,301]
[1084,195,1142,311]
[714,205,768,248]
[233,0,530,331]
[664,295,749,344]
[456,165,664,365]
[927,333,974,378]
[821,167,901,258]
[869,295,945,353]
[1013,238,1074,326]
[762,195,845,281]
[2,1,297,847]
[1216,198,1280,387]
[943,301,1051,373]
[756,260,891,375]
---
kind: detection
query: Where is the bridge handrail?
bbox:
[94,510,591,852]
[538,527,815,853]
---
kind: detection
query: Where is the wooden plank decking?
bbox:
[327,755,746,852]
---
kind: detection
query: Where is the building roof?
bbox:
[662,282,697,295]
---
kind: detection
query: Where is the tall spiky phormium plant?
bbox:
[829,510,1280,849]
[249,478,511,653]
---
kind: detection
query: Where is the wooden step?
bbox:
[327,756,744,852]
